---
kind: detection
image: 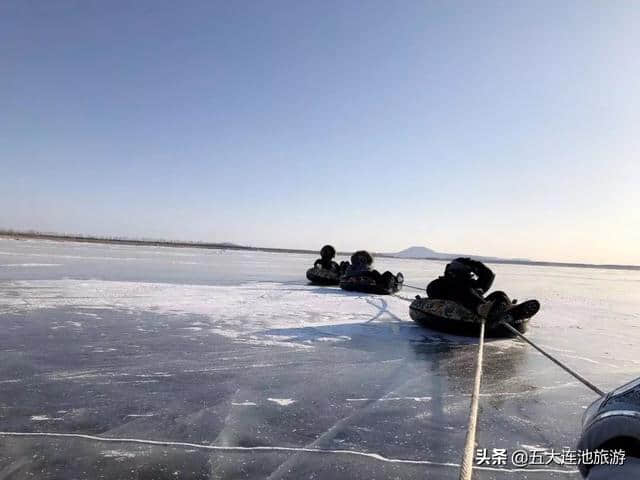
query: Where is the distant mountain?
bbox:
[394,246,440,258]
[391,246,529,263]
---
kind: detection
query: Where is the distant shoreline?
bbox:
[1,230,639,272]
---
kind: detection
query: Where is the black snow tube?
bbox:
[306,266,341,286]
[409,296,530,337]
[339,271,404,295]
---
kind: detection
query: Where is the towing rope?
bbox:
[396,284,604,397]
[459,320,486,480]
[405,299,604,396]
[392,293,415,303]
[499,322,605,396]
[401,295,487,479]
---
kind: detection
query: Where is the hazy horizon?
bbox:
[2,1,639,265]
[4,229,640,267]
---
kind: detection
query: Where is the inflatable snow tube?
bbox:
[306,266,341,286]
[339,272,404,295]
[409,296,530,337]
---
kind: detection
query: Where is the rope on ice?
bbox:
[458,320,486,480]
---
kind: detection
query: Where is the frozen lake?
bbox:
[1,237,639,479]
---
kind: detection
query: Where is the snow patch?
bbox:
[0,263,62,267]
[101,449,137,458]
[0,279,412,348]
[30,415,62,421]
[268,398,295,406]
[347,396,432,403]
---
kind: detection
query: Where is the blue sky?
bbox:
[1,1,639,264]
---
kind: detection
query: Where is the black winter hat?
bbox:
[351,250,373,266]
[320,245,336,259]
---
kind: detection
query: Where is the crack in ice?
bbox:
[0,432,579,475]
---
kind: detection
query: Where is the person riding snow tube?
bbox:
[339,250,403,294]
[577,377,640,478]
[306,245,347,286]
[413,258,539,336]
[427,258,496,312]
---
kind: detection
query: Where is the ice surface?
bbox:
[0,238,639,479]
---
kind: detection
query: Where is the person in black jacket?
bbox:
[344,250,374,274]
[344,250,399,289]
[427,258,538,324]
[313,245,342,273]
